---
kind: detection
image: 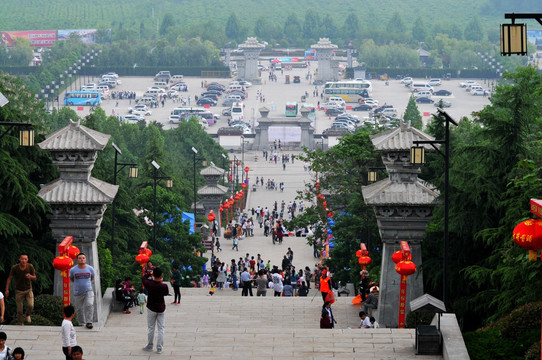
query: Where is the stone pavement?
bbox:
[1,147,441,359]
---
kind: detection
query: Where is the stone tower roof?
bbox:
[362,178,439,206]
[39,177,118,204]
[370,121,438,152]
[200,163,225,176]
[39,119,110,151]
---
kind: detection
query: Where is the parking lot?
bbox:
[68,67,492,136]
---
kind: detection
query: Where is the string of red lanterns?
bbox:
[135,241,152,276]
[394,241,416,329]
[52,236,80,308]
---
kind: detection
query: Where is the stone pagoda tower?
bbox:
[311,38,339,83]
[38,120,118,324]
[361,121,439,328]
[197,164,228,234]
[237,37,265,84]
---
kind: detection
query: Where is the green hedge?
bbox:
[346,67,506,79]
[1,65,230,77]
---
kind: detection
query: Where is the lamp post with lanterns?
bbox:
[151,160,172,250]
[410,109,457,307]
[111,143,138,253]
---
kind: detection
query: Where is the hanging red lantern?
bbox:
[355,249,362,258]
[322,201,327,208]
[317,193,325,199]
[224,202,230,209]
[513,219,542,261]
[234,193,240,200]
[395,261,416,276]
[53,255,73,274]
[358,255,372,268]
[67,245,80,259]
[392,251,402,264]
[135,253,149,266]
[241,183,246,189]
[244,166,250,173]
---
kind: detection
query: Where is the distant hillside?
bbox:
[1,0,534,35]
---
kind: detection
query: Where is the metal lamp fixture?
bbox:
[368,171,377,183]
[500,23,527,56]
[410,146,425,166]
[19,127,34,147]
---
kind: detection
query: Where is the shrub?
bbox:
[7,314,55,326]
[492,302,540,339]
[33,294,64,326]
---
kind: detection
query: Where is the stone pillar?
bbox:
[311,38,339,83]
[298,107,315,150]
[254,107,271,150]
[38,120,118,326]
[238,37,265,84]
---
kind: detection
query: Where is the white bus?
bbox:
[323,80,372,102]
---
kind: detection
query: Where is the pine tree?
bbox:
[403,96,423,129]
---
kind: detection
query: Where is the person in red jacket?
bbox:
[141,267,169,354]
[319,270,331,303]
[320,310,333,329]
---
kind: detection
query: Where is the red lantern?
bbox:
[392,251,402,264]
[322,201,327,208]
[224,202,230,209]
[53,255,73,273]
[355,249,362,258]
[317,193,325,199]
[241,183,246,189]
[358,255,372,268]
[395,261,416,276]
[513,219,542,260]
[67,245,80,259]
[244,166,250,173]
[136,253,149,266]
[234,193,240,200]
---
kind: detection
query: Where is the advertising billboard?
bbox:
[0,30,57,47]
[58,29,97,44]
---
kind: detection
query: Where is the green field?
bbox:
[0,0,511,33]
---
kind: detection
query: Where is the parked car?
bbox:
[415,97,434,104]
[325,108,345,116]
[460,80,477,88]
[293,76,301,83]
[331,122,354,132]
[222,98,237,107]
[470,87,487,96]
[400,77,413,85]
[434,99,452,108]
[353,104,374,111]
[433,89,452,96]
[197,97,217,106]
[202,90,223,97]
[129,104,152,115]
[428,79,442,86]
[169,115,181,124]
[124,114,145,122]
[154,71,171,81]
[237,80,252,87]
[379,108,399,118]
[222,108,232,116]
[200,94,218,101]
[336,114,360,123]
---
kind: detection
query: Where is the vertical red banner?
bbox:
[62,276,70,308]
[398,275,407,328]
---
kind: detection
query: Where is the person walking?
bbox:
[240,267,253,296]
[142,268,169,355]
[170,265,182,305]
[255,270,267,296]
[69,253,96,329]
[230,259,238,291]
[5,254,36,325]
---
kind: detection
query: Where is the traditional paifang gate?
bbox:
[253,106,315,150]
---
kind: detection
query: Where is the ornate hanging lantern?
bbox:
[513,219,542,261]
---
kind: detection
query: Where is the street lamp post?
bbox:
[151,160,172,250]
[221,153,227,184]
[410,109,458,307]
[192,147,198,216]
[111,143,138,254]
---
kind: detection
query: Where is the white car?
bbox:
[380,108,398,118]
[364,98,379,106]
[400,77,413,85]
[238,80,252,87]
[129,104,152,115]
[428,79,441,86]
[123,114,144,122]
[471,87,487,96]
[460,80,477,88]
[169,115,181,124]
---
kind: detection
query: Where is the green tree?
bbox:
[387,12,406,35]
[159,13,175,36]
[283,13,302,45]
[403,96,423,129]
[411,16,427,43]
[341,14,360,42]
[464,16,483,41]
[225,13,241,41]
[302,10,320,41]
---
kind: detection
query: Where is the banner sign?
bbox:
[1,30,57,47]
[58,29,97,44]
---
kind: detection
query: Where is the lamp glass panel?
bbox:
[368,171,377,183]
[129,166,139,178]
[19,129,34,147]
[500,24,527,55]
[410,146,425,165]
[166,179,173,188]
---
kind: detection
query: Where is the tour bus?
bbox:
[285,102,298,117]
[323,80,372,102]
[63,91,101,106]
[171,107,207,116]
[231,102,244,122]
